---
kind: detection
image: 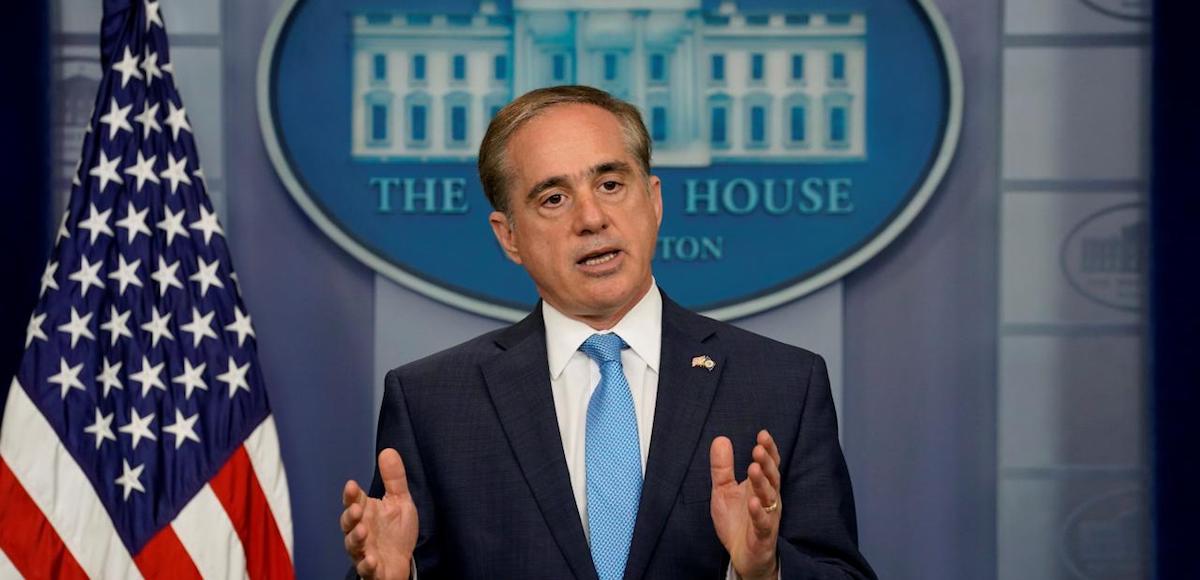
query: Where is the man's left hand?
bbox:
[710,430,781,580]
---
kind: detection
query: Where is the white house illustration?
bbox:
[351,0,866,165]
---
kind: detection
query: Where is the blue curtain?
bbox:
[0,2,50,422]
[1151,0,1200,578]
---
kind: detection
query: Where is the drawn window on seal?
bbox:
[707,93,732,149]
[710,53,726,84]
[405,92,431,148]
[451,54,467,82]
[444,91,471,148]
[829,52,847,86]
[744,92,772,149]
[410,53,427,84]
[493,54,508,82]
[365,90,393,148]
[372,53,387,83]
[750,53,765,84]
[647,91,670,145]
[784,93,810,148]
[790,53,805,84]
[649,53,668,85]
[823,92,853,149]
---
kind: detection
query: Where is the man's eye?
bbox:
[600,181,622,192]
[543,193,564,206]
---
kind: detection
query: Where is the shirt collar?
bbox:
[543,280,663,380]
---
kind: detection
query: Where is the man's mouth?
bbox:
[577,249,621,267]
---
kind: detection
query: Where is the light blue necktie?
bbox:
[580,333,643,580]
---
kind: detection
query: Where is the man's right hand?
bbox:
[341,448,420,580]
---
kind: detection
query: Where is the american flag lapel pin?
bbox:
[691,355,716,371]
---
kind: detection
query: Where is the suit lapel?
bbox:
[624,296,724,580]
[481,306,599,580]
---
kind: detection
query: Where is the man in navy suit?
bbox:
[340,86,875,580]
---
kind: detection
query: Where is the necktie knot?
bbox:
[579,333,627,364]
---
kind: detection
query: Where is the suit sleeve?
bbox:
[363,369,442,577]
[775,354,877,579]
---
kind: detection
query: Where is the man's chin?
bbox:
[537,270,652,320]
[579,277,651,312]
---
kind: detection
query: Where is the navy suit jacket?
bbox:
[361,294,876,579]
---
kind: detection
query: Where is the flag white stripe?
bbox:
[0,380,143,580]
[171,483,249,580]
[0,544,19,579]
[244,416,294,558]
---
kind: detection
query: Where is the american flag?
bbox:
[0,1,294,577]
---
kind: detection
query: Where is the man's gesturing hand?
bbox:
[341,449,419,580]
[710,430,782,580]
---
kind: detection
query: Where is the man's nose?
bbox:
[572,190,609,234]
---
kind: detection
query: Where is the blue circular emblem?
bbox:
[259,0,962,321]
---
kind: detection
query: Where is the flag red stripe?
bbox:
[210,446,294,580]
[133,525,202,579]
[0,457,89,580]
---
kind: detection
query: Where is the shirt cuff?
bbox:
[724,558,782,580]
[357,557,417,580]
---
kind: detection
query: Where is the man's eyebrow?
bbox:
[525,175,571,202]
[523,160,634,202]
[591,160,633,178]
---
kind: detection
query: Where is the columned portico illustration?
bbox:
[351,0,867,165]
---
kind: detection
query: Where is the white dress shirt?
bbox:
[543,283,662,536]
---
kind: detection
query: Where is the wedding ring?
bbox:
[763,499,779,513]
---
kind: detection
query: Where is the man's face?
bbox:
[488,103,662,327]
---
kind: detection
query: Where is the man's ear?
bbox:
[649,174,663,227]
[488,210,523,264]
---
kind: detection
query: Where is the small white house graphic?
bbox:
[351,0,866,165]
